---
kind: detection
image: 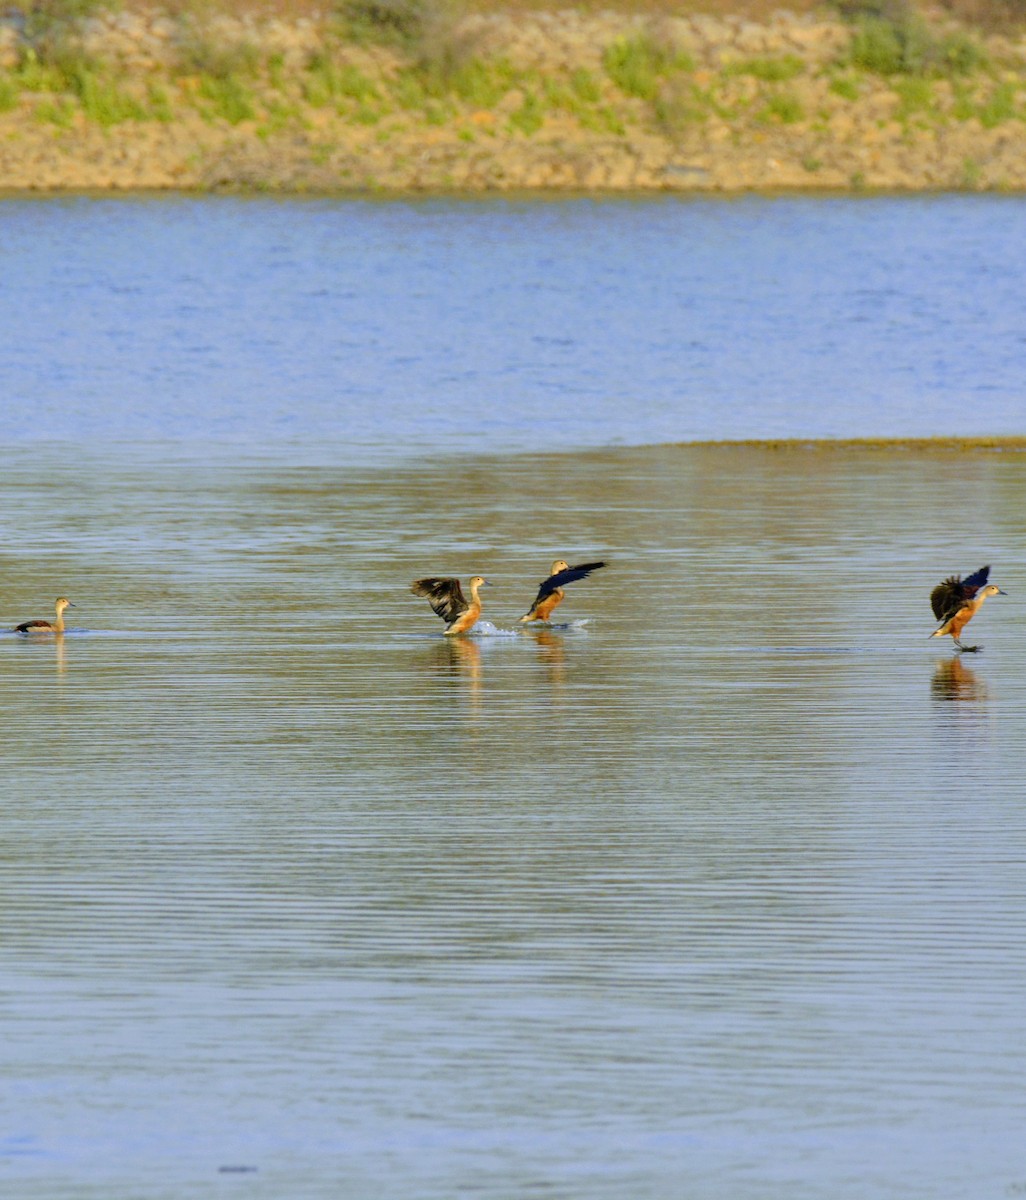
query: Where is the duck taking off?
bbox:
[518,560,605,623]
[411,575,490,635]
[929,566,1005,652]
[15,597,75,634]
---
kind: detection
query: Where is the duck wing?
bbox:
[411,577,468,624]
[930,565,989,621]
[530,561,606,607]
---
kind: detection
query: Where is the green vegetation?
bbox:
[34,95,76,126]
[74,69,147,125]
[760,90,804,123]
[728,55,804,82]
[447,57,515,107]
[978,80,1019,127]
[0,0,1023,197]
[303,53,380,107]
[829,75,862,100]
[508,88,543,134]
[197,74,256,123]
[847,7,987,76]
[893,75,934,117]
[603,32,693,102]
[146,82,174,122]
[335,0,435,47]
[0,76,18,112]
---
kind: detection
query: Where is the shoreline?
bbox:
[3,5,1026,193]
[676,435,1026,449]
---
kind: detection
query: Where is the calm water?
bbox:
[3,197,1026,1199]
[2,193,1026,455]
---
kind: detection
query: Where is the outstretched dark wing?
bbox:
[411,577,468,625]
[960,565,990,596]
[930,565,989,621]
[532,561,606,606]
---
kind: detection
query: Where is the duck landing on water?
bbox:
[411,575,490,635]
[15,597,75,635]
[518,560,605,623]
[929,566,1005,652]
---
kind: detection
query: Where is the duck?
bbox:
[929,566,1005,652]
[15,597,75,634]
[518,560,605,623]
[411,575,490,635]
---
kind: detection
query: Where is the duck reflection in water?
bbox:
[932,656,986,703]
[439,634,481,674]
[522,626,567,686]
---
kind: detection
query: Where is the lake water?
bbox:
[3,195,1026,1199]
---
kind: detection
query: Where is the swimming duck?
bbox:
[15,597,75,634]
[411,575,490,635]
[929,566,1005,652]
[518,560,605,623]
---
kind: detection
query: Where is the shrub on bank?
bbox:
[845,4,987,75]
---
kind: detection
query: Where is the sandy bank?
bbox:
[2,5,1026,192]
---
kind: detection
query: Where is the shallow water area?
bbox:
[3,437,1026,1200]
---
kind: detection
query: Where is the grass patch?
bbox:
[267,52,286,92]
[350,102,381,124]
[446,57,516,108]
[146,82,174,122]
[893,75,934,116]
[577,105,625,135]
[978,80,1018,126]
[197,74,256,123]
[71,68,148,125]
[759,90,805,122]
[14,45,92,93]
[728,54,804,82]
[570,68,601,104]
[951,80,976,119]
[423,99,451,125]
[0,76,19,113]
[507,88,544,135]
[391,67,430,110]
[829,75,862,100]
[257,97,303,136]
[304,54,380,107]
[603,32,693,102]
[35,96,76,126]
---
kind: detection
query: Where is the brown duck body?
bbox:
[929,566,1004,650]
[519,559,605,623]
[411,575,489,635]
[15,597,74,634]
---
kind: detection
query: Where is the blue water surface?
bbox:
[1,193,1024,458]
